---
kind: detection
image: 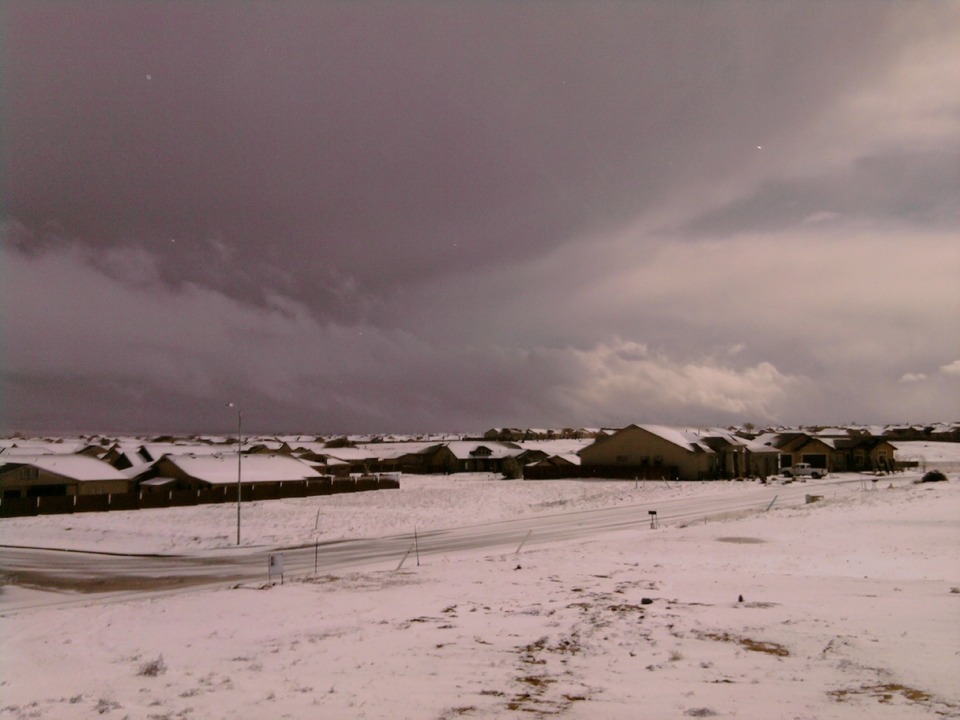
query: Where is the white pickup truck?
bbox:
[782,463,827,480]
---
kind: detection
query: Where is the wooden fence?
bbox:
[0,474,400,518]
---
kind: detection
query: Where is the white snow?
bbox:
[161,453,324,485]
[1,472,958,719]
[0,454,129,481]
[892,441,960,470]
[641,424,715,453]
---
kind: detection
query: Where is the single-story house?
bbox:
[135,453,325,492]
[0,454,133,498]
[830,437,898,472]
[579,425,717,481]
[767,433,897,472]
[523,453,581,480]
[415,442,524,474]
[695,432,774,479]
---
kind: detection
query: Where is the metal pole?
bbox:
[236,408,242,546]
[313,506,321,574]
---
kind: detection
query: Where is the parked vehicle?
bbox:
[782,463,827,480]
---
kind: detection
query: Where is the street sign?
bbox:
[268,553,284,584]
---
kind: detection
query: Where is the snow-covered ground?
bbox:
[0,475,800,554]
[1,471,958,719]
[891,440,960,471]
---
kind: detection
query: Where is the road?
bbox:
[1,476,866,612]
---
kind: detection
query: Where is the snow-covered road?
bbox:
[1,474,867,612]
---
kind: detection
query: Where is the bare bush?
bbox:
[137,654,167,677]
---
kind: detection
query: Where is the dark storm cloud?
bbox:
[4,2,895,313]
[2,1,958,434]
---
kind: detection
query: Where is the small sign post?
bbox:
[269,553,284,585]
[648,510,659,529]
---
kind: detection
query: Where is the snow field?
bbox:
[1,474,957,719]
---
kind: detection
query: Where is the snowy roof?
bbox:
[318,443,439,462]
[637,425,714,454]
[0,454,129,481]
[354,442,440,459]
[523,453,578,467]
[692,428,780,455]
[814,427,854,437]
[515,439,593,456]
[161,453,323,485]
[140,477,177,487]
[317,447,386,462]
[739,437,782,454]
[119,461,155,480]
[444,442,522,460]
[141,443,229,461]
[0,442,85,455]
[750,432,782,447]
[286,441,330,454]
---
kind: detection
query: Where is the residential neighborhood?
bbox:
[1,421,956,518]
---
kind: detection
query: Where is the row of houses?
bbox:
[0,424,911,505]
[574,425,899,481]
[0,452,341,501]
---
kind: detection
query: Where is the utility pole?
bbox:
[228,403,242,545]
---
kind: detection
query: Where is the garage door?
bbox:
[802,453,828,469]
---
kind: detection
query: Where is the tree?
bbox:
[501,457,522,480]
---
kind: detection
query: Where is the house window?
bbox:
[653,456,663,466]
[19,467,39,480]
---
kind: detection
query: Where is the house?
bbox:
[314,446,397,475]
[135,453,325,492]
[577,425,781,481]
[768,433,898,473]
[696,429,780,479]
[523,453,581,480]
[763,433,831,472]
[484,428,526,442]
[415,442,524,474]
[0,454,133,498]
[579,425,717,480]
[832,437,898,472]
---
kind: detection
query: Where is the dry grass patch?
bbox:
[696,631,790,657]
[827,683,934,705]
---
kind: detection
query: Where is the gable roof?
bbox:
[442,441,522,460]
[157,453,323,485]
[0,454,129,482]
[637,425,715,454]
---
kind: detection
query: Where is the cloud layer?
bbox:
[2,1,958,433]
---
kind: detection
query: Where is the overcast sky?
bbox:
[2,1,958,436]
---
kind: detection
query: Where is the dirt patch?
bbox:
[2,569,229,594]
[826,682,959,713]
[696,630,790,657]
[716,536,766,544]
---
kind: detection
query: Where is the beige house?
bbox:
[0,454,132,498]
[137,453,325,492]
[579,425,719,480]
[767,433,898,472]
[579,425,782,481]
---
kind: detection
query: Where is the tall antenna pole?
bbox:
[236,407,242,545]
[227,402,242,546]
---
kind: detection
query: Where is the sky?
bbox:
[1,1,958,435]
